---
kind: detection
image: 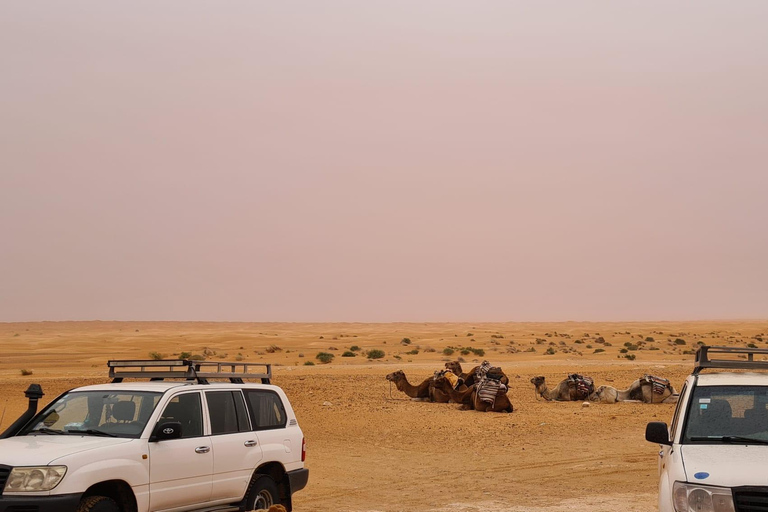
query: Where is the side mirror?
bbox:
[645,421,672,446]
[150,421,182,442]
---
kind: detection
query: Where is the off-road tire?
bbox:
[245,474,280,510]
[76,495,121,512]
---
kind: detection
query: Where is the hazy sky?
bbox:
[1,2,767,322]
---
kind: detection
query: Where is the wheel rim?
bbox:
[254,490,274,508]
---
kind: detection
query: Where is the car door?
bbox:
[148,391,213,511]
[205,390,264,502]
[242,389,292,466]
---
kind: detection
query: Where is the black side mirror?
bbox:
[645,421,672,446]
[150,421,182,442]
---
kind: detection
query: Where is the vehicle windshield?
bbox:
[21,390,162,439]
[683,385,768,444]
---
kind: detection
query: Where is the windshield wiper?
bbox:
[67,429,119,438]
[690,435,768,445]
[30,427,68,435]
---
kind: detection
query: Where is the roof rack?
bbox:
[107,360,272,384]
[693,346,768,374]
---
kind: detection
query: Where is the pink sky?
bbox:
[1,2,767,322]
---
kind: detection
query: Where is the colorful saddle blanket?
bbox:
[643,374,670,395]
[567,374,595,399]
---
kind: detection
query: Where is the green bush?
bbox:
[406,349,419,355]
[443,348,455,356]
[316,352,335,364]
[304,361,315,366]
[593,348,605,353]
[674,338,686,345]
[178,351,192,360]
[401,338,411,345]
[366,349,385,359]
[349,345,361,352]
[624,353,636,360]
[20,369,33,376]
[342,351,356,357]
[545,347,556,355]
[149,351,164,360]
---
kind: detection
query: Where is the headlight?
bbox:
[4,466,67,492]
[673,481,735,512]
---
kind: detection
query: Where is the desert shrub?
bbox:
[298,353,305,358]
[460,348,471,356]
[525,347,536,352]
[406,349,419,355]
[266,345,282,353]
[620,348,628,354]
[189,354,206,361]
[545,347,556,355]
[625,344,639,351]
[748,343,758,348]
[603,342,612,347]
[178,351,192,360]
[595,336,605,343]
[490,334,504,339]
[401,338,411,345]
[645,337,655,342]
[624,353,636,361]
[367,349,385,359]
[304,361,315,366]
[674,338,686,345]
[350,345,361,352]
[424,347,436,353]
[149,351,164,360]
[235,354,244,361]
[468,347,485,357]
[466,333,474,337]
[20,369,33,376]
[593,348,605,354]
[342,351,356,357]
[535,338,547,344]
[443,348,455,356]
[316,352,334,364]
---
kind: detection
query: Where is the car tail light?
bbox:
[301,437,306,462]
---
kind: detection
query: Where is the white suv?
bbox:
[0,360,308,512]
[646,346,768,512]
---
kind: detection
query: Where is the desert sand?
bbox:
[1,321,766,511]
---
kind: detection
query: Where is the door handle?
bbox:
[195,446,211,454]
[244,440,258,447]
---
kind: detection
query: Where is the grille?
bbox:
[0,465,10,495]
[734,487,768,512]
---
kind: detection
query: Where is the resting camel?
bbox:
[530,375,596,401]
[445,361,509,387]
[385,370,431,400]
[433,374,514,413]
[591,376,679,404]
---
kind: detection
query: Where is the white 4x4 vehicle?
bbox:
[0,360,308,512]
[646,346,768,512]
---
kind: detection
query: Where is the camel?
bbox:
[429,370,469,403]
[591,376,679,404]
[530,375,596,401]
[433,374,514,413]
[385,370,432,400]
[444,361,510,387]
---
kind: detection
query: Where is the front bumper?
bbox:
[0,493,82,512]
[287,468,309,494]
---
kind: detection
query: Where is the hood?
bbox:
[0,435,134,466]
[681,444,768,487]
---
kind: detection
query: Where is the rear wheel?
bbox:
[76,495,121,512]
[245,474,280,510]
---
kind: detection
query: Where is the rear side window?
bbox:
[243,390,287,430]
[206,391,251,435]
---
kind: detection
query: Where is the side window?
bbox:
[243,390,287,430]
[206,391,251,435]
[159,393,203,439]
[669,382,688,441]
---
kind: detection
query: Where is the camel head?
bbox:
[444,361,463,376]
[386,370,405,383]
[592,385,618,403]
[530,376,546,388]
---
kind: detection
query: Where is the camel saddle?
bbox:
[476,360,505,382]
[567,374,595,399]
[642,374,670,395]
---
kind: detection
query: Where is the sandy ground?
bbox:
[1,321,766,511]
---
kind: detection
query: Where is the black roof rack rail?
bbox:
[693,346,768,374]
[107,360,272,384]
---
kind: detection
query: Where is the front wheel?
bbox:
[245,474,280,510]
[76,495,120,512]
